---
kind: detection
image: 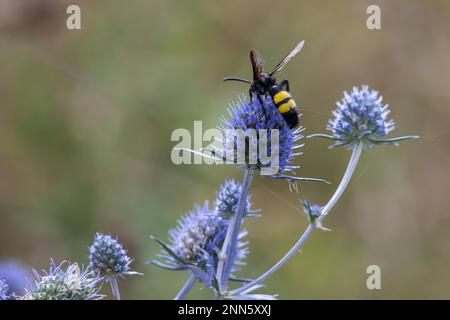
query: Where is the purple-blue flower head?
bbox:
[89,233,140,279]
[311,85,418,147]
[217,95,303,174]
[151,202,248,286]
[0,278,10,300]
[303,200,322,223]
[0,261,30,298]
[25,260,103,300]
[327,86,394,147]
[215,179,251,217]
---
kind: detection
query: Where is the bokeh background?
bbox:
[0,0,449,299]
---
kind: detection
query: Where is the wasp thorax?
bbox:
[253,74,276,93]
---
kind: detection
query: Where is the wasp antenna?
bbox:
[223,77,252,84]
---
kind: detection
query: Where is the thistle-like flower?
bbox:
[312,85,418,147]
[215,179,252,217]
[216,95,304,176]
[0,261,31,298]
[0,278,10,300]
[24,260,103,300]
[89,233,140,280]
[150,202,248,287]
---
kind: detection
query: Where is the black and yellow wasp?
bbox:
[224,40,305,129]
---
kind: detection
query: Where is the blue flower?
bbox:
[24,260,103,300]
[303,200,322,222]
[89,233,140,280]
[0,278,10,300]
[215,179,252,217]
[150,202,248,287]
[303,200,329,231]
[216,95,303,175]
[0,261,30,299]
[315,85,418,148]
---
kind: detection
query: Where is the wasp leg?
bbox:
[280,79,290,92]
[249,88,254,100]
[250,88,268,119]
[258,94,268,119]
[249,88,263,105]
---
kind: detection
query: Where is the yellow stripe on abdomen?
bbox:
[273,91,292,105]
[278,99,296,114]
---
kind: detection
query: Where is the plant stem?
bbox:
[320,143,363,217]
[229,142,363,296]
[174,273,196,300]
[109,277,121,300]
[216,168,255,290]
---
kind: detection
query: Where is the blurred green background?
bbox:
[0,0,449,299]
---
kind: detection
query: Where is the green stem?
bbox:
[320,142,363,217]
[216,168,255,290]
[109,277,121,300]
[229,142,364,296]
[174,273,196,300]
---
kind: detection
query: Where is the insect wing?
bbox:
[269,40,305,76]
[250,49,264,80]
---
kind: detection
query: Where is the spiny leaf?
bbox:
[367,135,419,145]
[269,174,331,184]
[145,259,186,271]
[150,236,194,267]
[307,133,342,140]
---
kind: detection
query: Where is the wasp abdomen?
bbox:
[272,90,297,113]
[270,87,299,129]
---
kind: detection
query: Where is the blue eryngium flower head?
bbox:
[0,278,10,300]
[0,261,31,298]
[303,200,330,231]
[150,202,248,287]
[24,260,103,300]
[328,85,393,147]
[303,200,322,223]
[89,233,141,280]
[312,85,418,148]
[216,95,303,175]
[215,179,251,217]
